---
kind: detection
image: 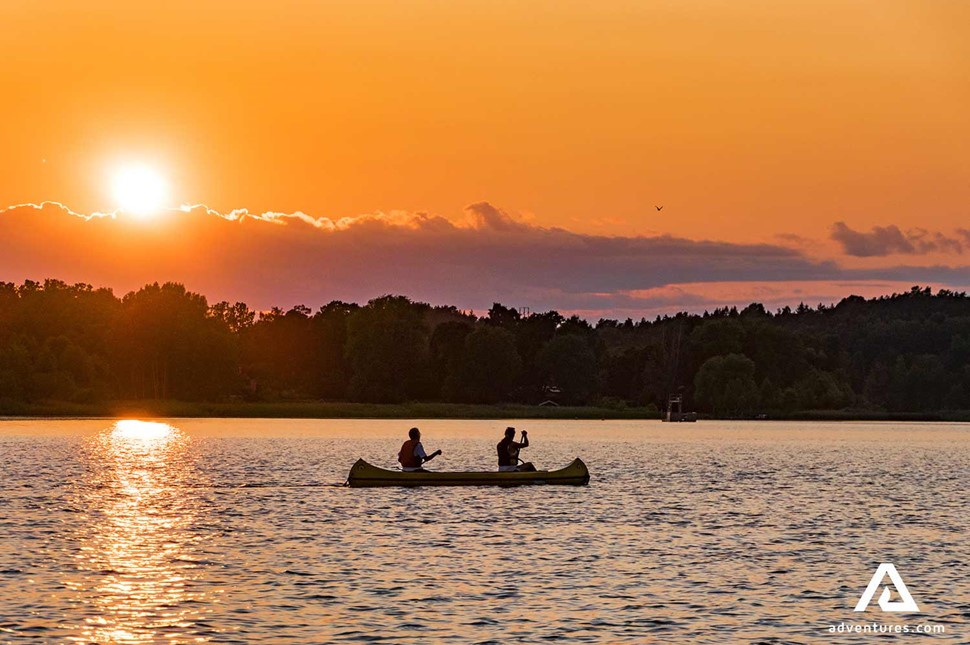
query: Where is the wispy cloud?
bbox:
[831,221,964,257]
[0,200,117,220]
[176,203,454,231]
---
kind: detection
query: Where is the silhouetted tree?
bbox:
[536,334,598,404]
[240,305,315,398]
[210,301,256,333]
[694,354,759,417]
[1,281,968,416]
[431,321,474,399]
[114,283,236,400]
[346,296,431,402]
[452,326,521,403]
[310,301,359,399]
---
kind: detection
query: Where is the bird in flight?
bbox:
[655,205,663,211]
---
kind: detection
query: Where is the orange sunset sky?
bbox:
[2,1,968,317]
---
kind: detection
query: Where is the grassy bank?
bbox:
[0,399,663,420]
[770,409,970,422]
[2,399,967,421]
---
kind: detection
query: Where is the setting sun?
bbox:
[110,165,167,217]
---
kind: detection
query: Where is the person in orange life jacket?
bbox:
[497,427,536,472]
[398,427,442,472]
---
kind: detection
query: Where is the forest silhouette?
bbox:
[1,280,968,417]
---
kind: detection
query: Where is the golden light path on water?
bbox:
[64,420,216,643]
[1,419,966,642]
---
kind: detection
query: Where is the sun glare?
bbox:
[110,165,167,217]
[112,419,175,441]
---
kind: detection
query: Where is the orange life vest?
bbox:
[398,439,420,468]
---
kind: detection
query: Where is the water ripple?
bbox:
[0,419,967,643]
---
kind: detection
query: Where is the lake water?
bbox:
[0,418,967,643]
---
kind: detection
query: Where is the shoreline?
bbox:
[1,400,968,422]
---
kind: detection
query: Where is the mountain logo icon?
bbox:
[854,563,920,613]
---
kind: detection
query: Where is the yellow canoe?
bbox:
[347,457,590,488]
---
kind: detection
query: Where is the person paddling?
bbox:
[497,426,536,472]
[398,427,442,472]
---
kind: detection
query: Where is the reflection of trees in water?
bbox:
[66,421,212,644]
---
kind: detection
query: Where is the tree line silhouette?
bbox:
[1,280,969,416]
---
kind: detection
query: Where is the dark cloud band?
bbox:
[2,201,968,317]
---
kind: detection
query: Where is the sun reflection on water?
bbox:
[65,420,214,643]
[112,419,177,442]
